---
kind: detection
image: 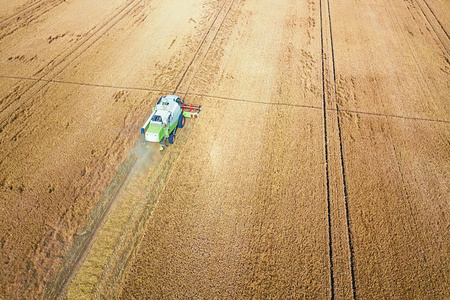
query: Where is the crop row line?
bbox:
[44,154,138,298]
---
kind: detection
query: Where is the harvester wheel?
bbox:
[178,115,185,128]
[168,134,175,144]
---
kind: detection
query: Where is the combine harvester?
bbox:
[141,95,201,150]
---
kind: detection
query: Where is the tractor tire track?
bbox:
[0,0,143,167]
[324,0,357,298]
[173,0,236,94]
[320,0,357,297]
[3,74,447,124]
[0,0,64,40]
[0,0,45,24]
[178,0,237,99]
[318,0,334,298]
[412,0,449,55]
[0,0,139,120]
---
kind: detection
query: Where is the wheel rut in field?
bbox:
[0,0,45,24]
[320,0,357,298]
[412,0,449,55]
[325,0,357,299]
[0,0,142,120]
[174,0,238,95]
[319,0,334,297]
[0,0,143,167]
[0,0,65,39]
[0,0,141,121]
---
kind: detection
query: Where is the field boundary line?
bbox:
[334,108,450,124]
[1,74,448,124]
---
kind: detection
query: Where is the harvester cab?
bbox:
[141,95,201,150]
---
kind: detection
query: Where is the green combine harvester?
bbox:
[141,95,201,150]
